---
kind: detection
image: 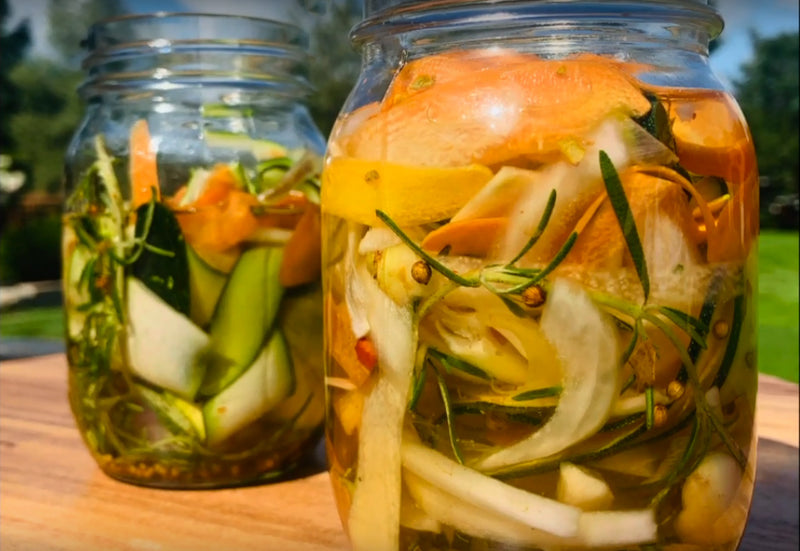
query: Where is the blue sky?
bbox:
[710,0,799,87]
[6,0,800,90]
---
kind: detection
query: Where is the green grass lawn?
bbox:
[0,306,65,340]
[2,231,798,382]
[757,230,799,383]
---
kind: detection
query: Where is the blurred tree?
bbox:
[0,0,31,230]
[6,0,125,194]
[709,0,722,54]
[47,0,125,67]
[0,0,30,151]
[9,61,83,193]
[734,31,799,229]
[305,0,362,135]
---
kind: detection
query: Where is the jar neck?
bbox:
[353,0,723,60]
[80,13,313,103]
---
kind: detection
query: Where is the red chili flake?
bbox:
[355,337,378,372]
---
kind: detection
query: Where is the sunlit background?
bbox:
[1,0,798,383]
[7,0,799,84]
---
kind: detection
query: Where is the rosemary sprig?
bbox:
[645,313,748,470]
[491,409,699,480]
[408,366,428,412]
[377,198,575,323]
[645,386,656,429]
[444,402,554,425]
[512,386,562,402]
[648,304,709,350]
[684,268,726,380]
[108,194,175,266]
[601,413,644,432]
[589,291,707,376]
[712,294,745,388]
[376,209,479,288]
[433,364,465,464]
[93,134,124,230]
[506,189,557,266]
[619,373,637,395]
[409,343,430,412]
[493,232,578,295]
[498,266,544,277]
[429,348,490,380]
[599,150,650,300]
[646,315,700,388]
[706,404,748,469]
[619,326,640,374]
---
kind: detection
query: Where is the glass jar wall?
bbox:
[63,13,326,488]
[321,1,758,549]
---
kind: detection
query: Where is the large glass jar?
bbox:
[62,13,326,488]
[321,1,759,549]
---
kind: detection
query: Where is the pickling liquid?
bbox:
[322,50,758,550]
[64,139,326,488]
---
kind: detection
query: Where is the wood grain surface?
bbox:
[0,354,797,551]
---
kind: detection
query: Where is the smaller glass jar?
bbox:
[62,13,326,488]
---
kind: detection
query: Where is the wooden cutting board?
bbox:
[0,354,796,550]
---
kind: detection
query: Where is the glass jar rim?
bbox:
[354,0,723,44]
[82,11,309,58]
[79,12,313,98]
[362,0,718,17]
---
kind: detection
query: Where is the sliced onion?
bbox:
[403,440,581,538]
[345,256,415,551]
[404,470,575,547]
[475,278,619,470]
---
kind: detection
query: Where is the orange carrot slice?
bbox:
[382,50,479,109]
[343,53,651,168]
[129,119,160,208]
[667,91,756,185]
[421,217,508,257]
[257,190,309,230]
[382,48,533,110]
[173,166,316,254]
[656,91,758,263]
[707,171,759,263]
[192,164,238,208]
[172,164,268,253]
[572,191,608,235]
[174,190,260,252]
[279,202,322,287]
[563,166,700,270]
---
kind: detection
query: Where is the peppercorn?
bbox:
[521,285,546,308]
[667,380,685,399]
[411,260,432,285]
